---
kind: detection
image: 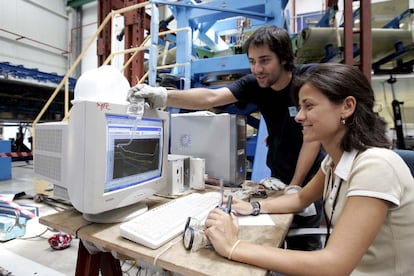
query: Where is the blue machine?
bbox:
[149,0,290,180]
[153,0,288,86]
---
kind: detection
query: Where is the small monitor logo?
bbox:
[180,134,191,147]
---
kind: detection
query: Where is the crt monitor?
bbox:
[66,101,169,223]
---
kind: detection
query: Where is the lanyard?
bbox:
[323,168,343,246]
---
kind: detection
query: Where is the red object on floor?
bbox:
[48,232,72,250]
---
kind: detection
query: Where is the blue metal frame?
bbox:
[372,9,414,74]
[383,9,414,29]
[372,42,414,74]
[151,0,286,84]
[0,62,76,90]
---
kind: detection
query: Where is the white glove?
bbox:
[127,83,168,109]
[259,177,287,190]
[298,203,317,217]
[283,185,302,194]
[284,186,317,217]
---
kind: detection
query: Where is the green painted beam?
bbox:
[67,0,96,8]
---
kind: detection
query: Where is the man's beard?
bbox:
[257,74,278,88]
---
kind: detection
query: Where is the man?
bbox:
[128,25,325,250]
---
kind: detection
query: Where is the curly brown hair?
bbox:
[242,25,295,71]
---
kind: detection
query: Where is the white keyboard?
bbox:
[119,192,221,249]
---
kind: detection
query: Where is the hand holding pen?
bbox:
[218,179,231,214]
[218,195,259,216]
[218,195,233,214]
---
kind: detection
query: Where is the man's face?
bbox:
[247,45,285,88]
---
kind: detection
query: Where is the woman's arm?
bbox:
[230,170,325,216]
[205,195,389,275]
[261,169,325,214]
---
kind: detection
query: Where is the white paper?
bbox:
[237,214,275,226]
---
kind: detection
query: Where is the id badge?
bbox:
[288,106,298,117]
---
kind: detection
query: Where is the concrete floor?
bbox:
[0,161,78,275]
[0,161,156,276]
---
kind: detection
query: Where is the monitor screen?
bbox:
[105,115,163,193]
[65,101,169,223]
[112,138,159,181]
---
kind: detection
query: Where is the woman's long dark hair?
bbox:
[293,63,391,151]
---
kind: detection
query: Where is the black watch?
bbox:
[250,201,261,216]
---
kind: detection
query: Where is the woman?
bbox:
[204,63,414,275]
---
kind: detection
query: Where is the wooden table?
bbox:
[39,194,293,276]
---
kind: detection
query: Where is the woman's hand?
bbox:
[205,208,239,258]
[223,196,253,216]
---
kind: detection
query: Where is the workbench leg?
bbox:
[75,240,122,276]
[76,240,100,276]
[100,252,123,276]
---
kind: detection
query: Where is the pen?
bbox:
[220,179,224,206]
[226,195,233,214]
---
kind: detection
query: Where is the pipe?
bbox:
[0,28,69,55]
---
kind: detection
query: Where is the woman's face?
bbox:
[295,83,346,145]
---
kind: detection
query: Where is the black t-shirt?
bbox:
[227,72,322,184]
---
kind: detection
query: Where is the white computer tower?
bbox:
[170,112,246,187]
[158,154,188,196]
[33,121,69,200]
